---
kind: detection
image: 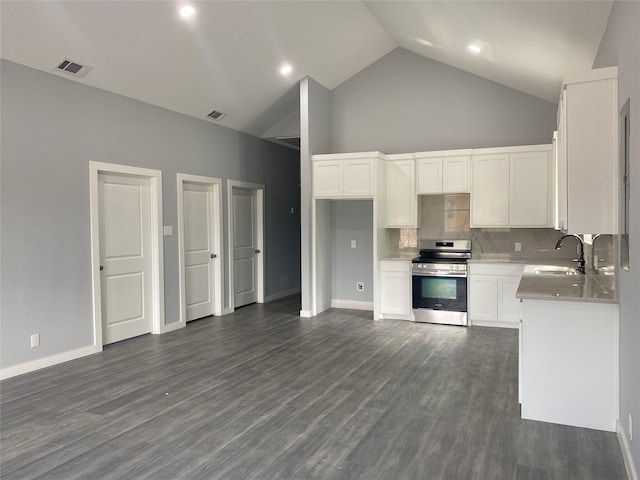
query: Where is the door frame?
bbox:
[89,161,165,348]
[177,173,223,325]
[227,180,265,311]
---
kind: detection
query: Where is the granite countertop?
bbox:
[516,264,617,304]
[379,252,417,261]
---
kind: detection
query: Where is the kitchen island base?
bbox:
[520,299,618,432]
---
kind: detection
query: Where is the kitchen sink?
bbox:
[528,265,580,276]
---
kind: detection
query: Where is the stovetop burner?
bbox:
[414,239,472,263]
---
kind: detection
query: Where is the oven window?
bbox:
[422,278,457,300]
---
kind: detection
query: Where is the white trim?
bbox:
[470,320,519,329]
[159,321,185,334]
[176,174,223,326]
[299,310,312,318]
[89,161,165,347]
[331,299,374,311]
[265,287,301,303]
[617,419,639,480]
[222,307,234,316]
[0,345,101,380]
[226,180,265,312]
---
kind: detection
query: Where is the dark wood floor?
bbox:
[1,295,627,479]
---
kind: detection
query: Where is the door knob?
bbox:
[255,249,261,254]
[100,265,104,271]
[211,253,217,259]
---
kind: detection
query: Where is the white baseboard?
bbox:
[265,287,301,303]
[0,344,102,380]
[222,307,234,315]
[331,299,374,311]
[299,310,312,318]
[470,319,519,329]
[158,321,185,334]
[618,419,639,480]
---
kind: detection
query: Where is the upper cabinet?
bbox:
[416,150,471,194]
[386,154,418,228]
[313,152,385,198]
[471,145,552,228]
[557,67,618,234]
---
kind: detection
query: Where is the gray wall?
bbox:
[299,78,331,315]
[330,48,558,154]
[593,0,640,469]
[0,60,300,369]
[331,200,374,303]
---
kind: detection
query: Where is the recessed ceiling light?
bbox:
[179,5,195,18]
[280,64,293,76]
[467,44,482,54]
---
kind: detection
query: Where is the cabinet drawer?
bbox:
[469,263,524,276]
[379,260,411,273]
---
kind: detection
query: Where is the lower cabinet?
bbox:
[520,299,618,431]
[379,260,412,320]
[468,263,524,328]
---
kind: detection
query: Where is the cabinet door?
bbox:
[556,90,568,230]
[386,160,417,227]
[442,156,469,193]
[343,159,375,197]
[313,161,342,198]
[498,275,522,327]
[380,262,411,318]
[566,77,618,234]
[468,274,498,322]
[509,151,551,226]
[471,154,510,227]
[416,157,442,194]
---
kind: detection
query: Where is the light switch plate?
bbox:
[163,226,173,236]
[351,240,356,248]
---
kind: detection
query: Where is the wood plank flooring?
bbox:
[1,295,627,479]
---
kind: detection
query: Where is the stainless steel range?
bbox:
[412,239,471,326]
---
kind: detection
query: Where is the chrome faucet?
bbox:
[555,234,585,274]
[592,234,612,271]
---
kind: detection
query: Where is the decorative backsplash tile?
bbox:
[389,194,616,267]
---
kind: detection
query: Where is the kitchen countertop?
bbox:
[516,264,617,304]
[379,253,417,261]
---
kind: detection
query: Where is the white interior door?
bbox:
[99,173,153,344]
[183,182,217,321]
[233,188,258,307]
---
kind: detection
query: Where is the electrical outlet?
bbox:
[351,240,357,249]
[399,240,405,249]
[356,282,364,292]
[630,413,633,440]
[515,242,522,252]
[30,333,40,348]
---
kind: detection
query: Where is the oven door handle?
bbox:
[412,271,468,278]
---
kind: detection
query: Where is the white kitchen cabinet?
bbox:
[555,91,568,231]
[468,263,524,328]
[379,260,412,320]
[509,151,551,226]
[471,145,552,228]
[416,150,470,194]
[520,299,618,431]
[498,275,522,324]
[468,274,498,322]
[471,153,510,226]
[386,155,418,228]
[559,67,618,234]
[313,152,384,199]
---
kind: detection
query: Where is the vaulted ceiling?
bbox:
[1,1,613,138]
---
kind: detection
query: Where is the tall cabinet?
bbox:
[556,67,618,234]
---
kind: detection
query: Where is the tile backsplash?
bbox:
[389,194,615,265]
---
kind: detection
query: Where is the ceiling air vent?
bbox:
[55,58,93,78]
[206,110,227,121]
